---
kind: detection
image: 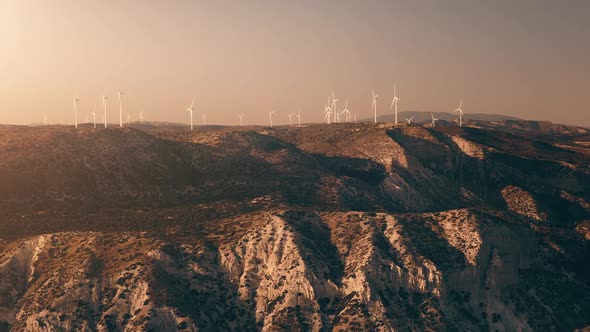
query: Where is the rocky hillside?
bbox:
[0,122,589,331]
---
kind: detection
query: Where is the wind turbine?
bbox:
[341,99,351,123]
[91,98,98,128]
[324,105,332,124]
[331,91,339,123]
[372,89,379,123]
[430,113,438,127]
[238,113,244,126]
[297,110,301,127]
[269,111,275,128]
[390,84,400,124]
[404,116,414,125]
[454,98,464,127]
[102,96,108,128]
[73,97,79,128]
[117,91,125,127]
[288,113,294,126]
[139,112,144,125]
[186,96,195,130]
[201,113,206,126]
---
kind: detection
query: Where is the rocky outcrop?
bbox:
[451,136,485,160]
[1,209,589,331]
[501,185,546,221]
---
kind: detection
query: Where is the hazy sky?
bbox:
[2,0,589,126]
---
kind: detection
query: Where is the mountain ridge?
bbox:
[0,122,589,331]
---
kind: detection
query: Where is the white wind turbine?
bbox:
[454,98,464,127]
[288,113,294,126]
[372,89,379,123]
[238,113,244,126]
[331,91,339,123]
[324,105,332,124]
[186,96,196,130]
[404,115,414,125]
[102,96,108,128]
[269,111,275,128]
[297,110,301,127]
[139,112,144,124]
[430,113,438,127]
[73,97,79,128]
[341,99,351,123]
[390,84,400,124]
[117,91,125,127]
[201,113,206,126]
[91,98,98,128]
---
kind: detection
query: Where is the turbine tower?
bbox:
[201,113,206,126]
[430,113,438,127]
[186,96,195,130]
[91,98,97,128]
[390,84,400,124]
[127,112,131,124]
[238,113,244,126]
[117,91,125,128]
[341,99,351,123]
[288,113,294,126]
[139,112,144,125]
[324,105,332,124]
[331,91,339,123]
[372,89,379,123]
[269,111,275,128]
[297,110,301,127]
[73,97,79,128]
[102,96,108,128]
[455,98,464,127]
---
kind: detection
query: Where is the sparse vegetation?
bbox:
[0,123,589,330]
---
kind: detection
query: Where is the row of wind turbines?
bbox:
[66,87,465,130]
[320,86,464,128]
[70,92,145,129]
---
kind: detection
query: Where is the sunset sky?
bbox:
[1,0,589,126]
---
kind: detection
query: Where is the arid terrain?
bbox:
[1,120,589,331]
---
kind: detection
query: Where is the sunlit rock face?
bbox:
[1,209,588,331]
[0,121,589,331]
[501,185,546,221]
[451,136,485,160]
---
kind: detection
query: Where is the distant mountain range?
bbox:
[372,111,521,123]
